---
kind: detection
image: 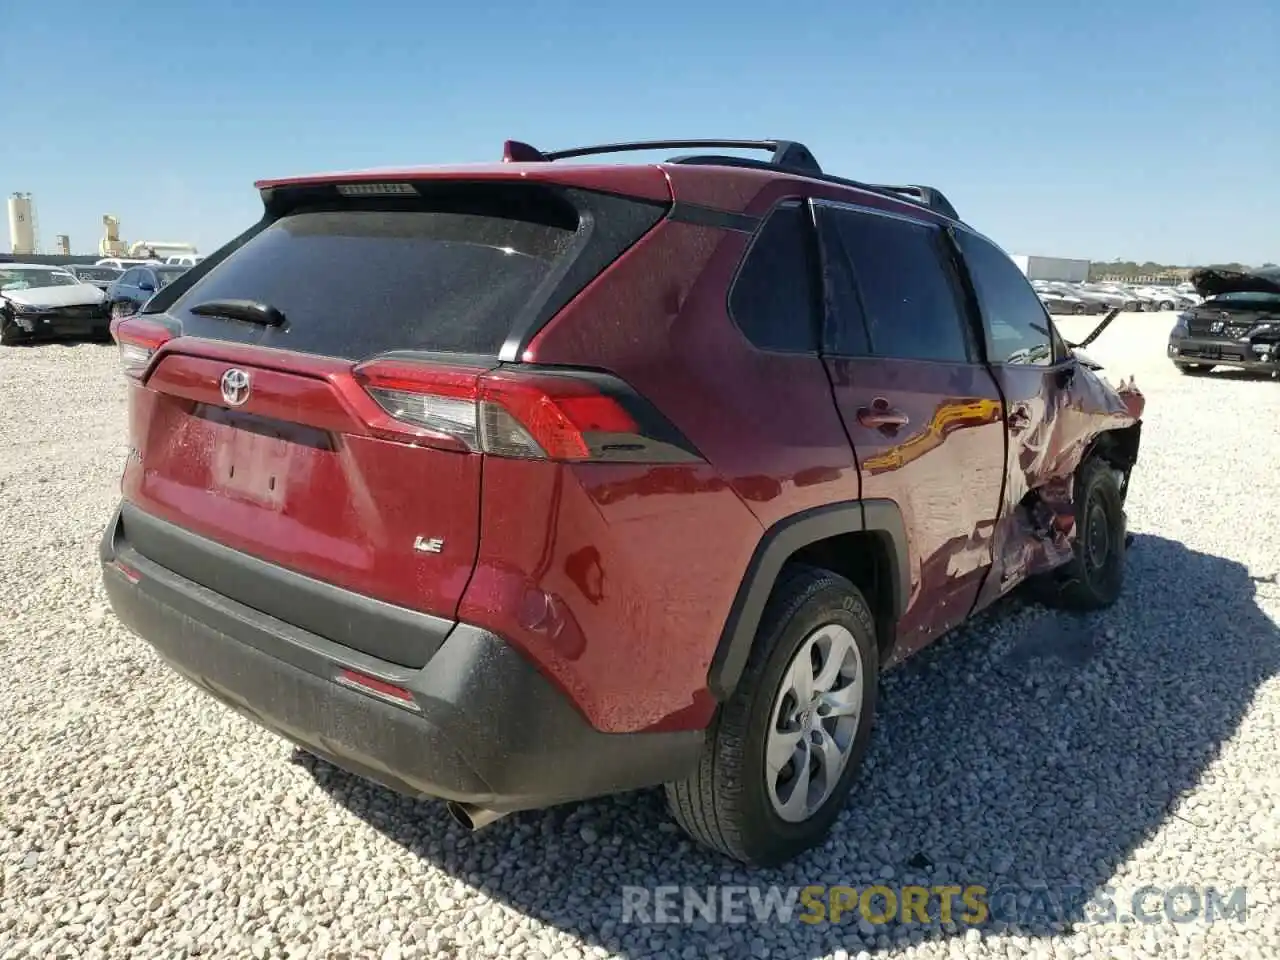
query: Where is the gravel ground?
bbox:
[1,315,1277,960]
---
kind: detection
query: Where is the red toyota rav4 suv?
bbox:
[102,139,1144,866]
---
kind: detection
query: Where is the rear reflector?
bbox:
[353,360,665,462]
[112,560,142,583]
[334,668,420,711]
[111,316,176,379]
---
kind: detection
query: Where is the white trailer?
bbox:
[1010,254,1090,283]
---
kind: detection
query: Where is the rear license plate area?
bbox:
[200,406,332,508]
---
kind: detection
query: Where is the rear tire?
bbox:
[1073,303,1085,315]
[665,565,878,866]
[1027,457,1126,611]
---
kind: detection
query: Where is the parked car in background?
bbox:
[105,265,189,319]
[65,264,124,291]
[0,263,109,344]
[1169,267,1280,377]
[101,136,1146,866]
[96,257,156,271]
[1037,282,1108,314]
[1163,289,1201,309]
[165,254,204,267]
[1088,284,1146,311]
[1130,286,1178,311]
[1035,287,1095,315]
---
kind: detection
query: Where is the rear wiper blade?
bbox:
[189,299,287,327]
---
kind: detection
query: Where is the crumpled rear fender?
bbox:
[983,362,1144,601]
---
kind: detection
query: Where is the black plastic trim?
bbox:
[101,504,702,811]
[725,199,823,355]
[510,362,706,463]
[665,157,962,222]
[113,505,454,669]
[667,202,760,233]
[707,499,910,700]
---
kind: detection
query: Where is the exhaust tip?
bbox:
[446,801,508,832]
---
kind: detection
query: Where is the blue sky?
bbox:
[2,0,1275,264]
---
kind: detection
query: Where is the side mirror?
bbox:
[138,280,155,293]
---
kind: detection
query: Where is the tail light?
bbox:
[111,316,175,379]
[353,360,699,463]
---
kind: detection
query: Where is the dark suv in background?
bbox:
[1168,266,1280,377]
[102,138,1144,865]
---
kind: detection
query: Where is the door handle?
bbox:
[856,399,909,430]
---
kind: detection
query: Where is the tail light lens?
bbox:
[111,316,175,379]
[353,360,698,464]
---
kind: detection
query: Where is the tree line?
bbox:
[1089,260,1277,281]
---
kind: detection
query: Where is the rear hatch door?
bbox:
[118,177,667,666]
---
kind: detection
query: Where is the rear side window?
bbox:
[819,206,970,362]
[728,202,819,353]
[955,229,1054,365]
[168,207,579,359]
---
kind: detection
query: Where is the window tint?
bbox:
[955,230,1054,365]
[169,207,578,359]
[728,203,819,352]
[820,207,970,362]
[119,269,140,286]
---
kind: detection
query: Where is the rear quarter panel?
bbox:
[480,212,860,732]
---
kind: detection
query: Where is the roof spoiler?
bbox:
[501,138,962,220]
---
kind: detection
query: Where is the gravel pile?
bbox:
[1,319,1277,959]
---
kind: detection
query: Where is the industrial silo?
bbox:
[8,193,36,255]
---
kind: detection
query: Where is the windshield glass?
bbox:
[74,267,122,281]
[1209,292,1280,306]
[0,268,79,291]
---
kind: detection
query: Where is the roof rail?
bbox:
[865,184,960,221]
[502,139,822,176]
[500,138,961,221]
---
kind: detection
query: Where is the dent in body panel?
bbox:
[982,360,1145,602]
[458,457,759,734]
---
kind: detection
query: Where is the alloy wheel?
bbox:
[766,623,864,823]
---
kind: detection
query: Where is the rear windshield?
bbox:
[167,208,577,358]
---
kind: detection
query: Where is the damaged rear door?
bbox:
[951,227,1141,611]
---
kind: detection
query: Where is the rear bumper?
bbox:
[100,504,701,812]
[1169,335,1280,371]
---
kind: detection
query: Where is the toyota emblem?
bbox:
[220,368,252,406]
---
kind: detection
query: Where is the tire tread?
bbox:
[666,564,876,863]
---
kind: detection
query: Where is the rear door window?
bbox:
[818,205,971,362]
[166,206,580,359]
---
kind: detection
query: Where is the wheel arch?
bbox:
[706,499,909,701]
